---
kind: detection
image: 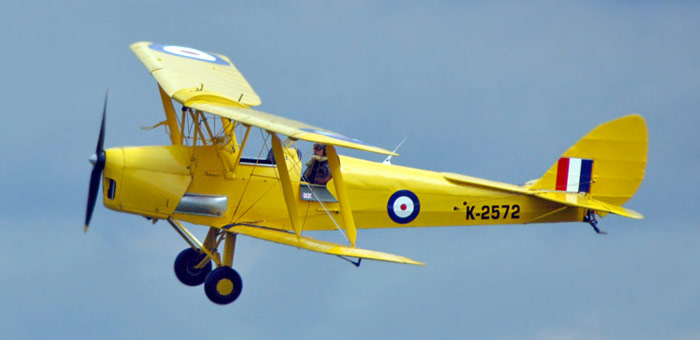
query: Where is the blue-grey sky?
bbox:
[1,1,698,339]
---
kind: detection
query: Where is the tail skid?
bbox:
[584,210,607,234]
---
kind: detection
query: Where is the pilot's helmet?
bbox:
[313,143,326,155]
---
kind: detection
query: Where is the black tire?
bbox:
[204,266,243,305]
[174,248,212,286]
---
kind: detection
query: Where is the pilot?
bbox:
[303,143,331,185]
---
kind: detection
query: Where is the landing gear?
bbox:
[204,266,243,305]
[168,219,243,304]
[202,231,242,305]
[174,248,212,286]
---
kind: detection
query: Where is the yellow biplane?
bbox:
[85,42,648,305]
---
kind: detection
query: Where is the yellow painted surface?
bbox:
[105,42,648,264]
[102,146,192,218]
[270,133,303,237]
[158,85,182,145]
[223,233,236,267]
[101,114,646,263]
[160,149,587,231]
[102,114,645,233]
[529,115,648,206]
[130,41,261,107]
[132,41,394,156]
[225,226,424,265]
[216,279,234,295]
[188,101,397,156]
[326,145,357,247]
[533,191,643,219]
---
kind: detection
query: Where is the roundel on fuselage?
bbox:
[387,190,420,224]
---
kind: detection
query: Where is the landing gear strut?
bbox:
[168,218,243,305]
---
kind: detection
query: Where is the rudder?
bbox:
[528,115,648,206]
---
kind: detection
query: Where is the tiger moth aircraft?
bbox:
[84,42,648,305]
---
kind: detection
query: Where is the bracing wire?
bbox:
[231,129,271,220]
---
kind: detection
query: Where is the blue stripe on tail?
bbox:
[578,159,594,193]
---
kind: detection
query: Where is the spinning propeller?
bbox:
[84,90,108,233]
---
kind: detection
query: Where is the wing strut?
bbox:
[270,133,303,238]
[158,85,182,145]
[326,145,357,247]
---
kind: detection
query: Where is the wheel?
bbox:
[204,266,243,305]
[174,248,212,286]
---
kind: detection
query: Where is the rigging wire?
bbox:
[231,129,270,220]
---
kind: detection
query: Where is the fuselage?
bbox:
[101,144,583,232]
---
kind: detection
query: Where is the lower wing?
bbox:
[223,225,424,265]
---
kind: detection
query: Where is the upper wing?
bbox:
[132,41,395,156]
[130,41,261,107]
[187,101,397,155]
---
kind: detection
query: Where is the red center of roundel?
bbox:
[400,204,407,211]
[181,50,198,56]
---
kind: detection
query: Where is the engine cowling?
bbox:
[103,145,192,219]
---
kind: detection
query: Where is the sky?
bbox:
[1,1,699,339]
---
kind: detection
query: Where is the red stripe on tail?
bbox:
[556,158,569,191]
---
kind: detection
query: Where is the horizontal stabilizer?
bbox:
[443,172,643,219]
[224,225,424,265]
[532,191,643,219]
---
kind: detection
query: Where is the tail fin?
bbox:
[528,115,648,206]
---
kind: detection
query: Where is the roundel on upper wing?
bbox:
[299,128,367,145]
[387,190,420,224]
[148,43,230,66]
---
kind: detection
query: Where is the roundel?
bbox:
[148,43,230,66]
[387,190,420,224]
[299,128,367,145]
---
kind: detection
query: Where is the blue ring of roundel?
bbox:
[299,128,368,146]
[148,43,231,66]
[387,190,420,224]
